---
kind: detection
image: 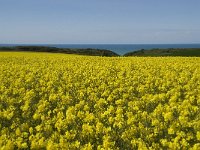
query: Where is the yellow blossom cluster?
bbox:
[0,52,200,149]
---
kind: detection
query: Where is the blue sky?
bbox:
[0,0,200,44]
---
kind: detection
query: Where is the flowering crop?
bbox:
[0,52,200,149]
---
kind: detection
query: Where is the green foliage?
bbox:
[0,46,119,57]
[124,48,200,57]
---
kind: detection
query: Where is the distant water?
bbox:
[1,44,200,55]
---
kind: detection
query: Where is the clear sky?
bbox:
[0,0,200,44]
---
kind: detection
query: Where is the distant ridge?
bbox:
[1,46,200,57]
[0,46,119,57]
[123,48,200,57]
[1,44,200,55]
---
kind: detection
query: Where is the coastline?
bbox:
[1,43,200,55]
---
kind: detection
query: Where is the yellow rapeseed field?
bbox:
[0,52,200,149]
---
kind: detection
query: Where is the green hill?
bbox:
[1,46,200,57]
[0,46,119,57]
[124,48,200,57]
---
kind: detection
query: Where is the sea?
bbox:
[1,44,200,55]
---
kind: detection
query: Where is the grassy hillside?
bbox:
[1,46,200,57]
[0,46,119,57]
[124,48,200,57]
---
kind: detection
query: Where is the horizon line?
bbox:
[1,43,200,45]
